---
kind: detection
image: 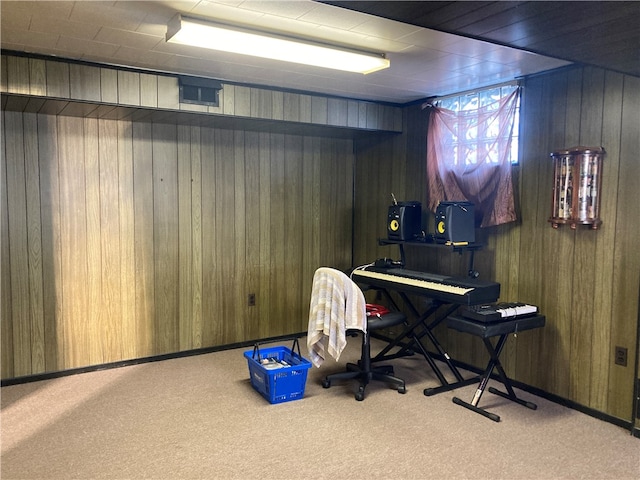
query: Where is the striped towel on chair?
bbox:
[306,267,367,368]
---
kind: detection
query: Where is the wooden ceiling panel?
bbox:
[418,1,532,32]
[323,1,640,76]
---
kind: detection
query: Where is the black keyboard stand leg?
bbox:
[424,376,479,396]
[485,336,537,410]
[488,386,538,410]
[387,295,464,386]
[452,396,501,422]
[421,304,464,382]
[372,297,439,360]
[372,300,452,385]
[450,335,537,421]
[451,367,502,422]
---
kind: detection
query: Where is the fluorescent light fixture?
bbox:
[166,14,390,74]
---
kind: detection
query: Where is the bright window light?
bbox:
[166,15,390,74]
[437,84,521,165]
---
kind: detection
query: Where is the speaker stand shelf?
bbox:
[378,238,484,278]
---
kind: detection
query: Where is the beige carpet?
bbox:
[1,338,638,480]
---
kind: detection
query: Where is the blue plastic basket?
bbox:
[244,338,312,404]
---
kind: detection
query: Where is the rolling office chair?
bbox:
[307,267,407,401]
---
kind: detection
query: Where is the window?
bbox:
[425,83,520,227]
[435,84,520,165]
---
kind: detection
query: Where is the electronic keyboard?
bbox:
[460,302,538,323]
[351,266,500,306]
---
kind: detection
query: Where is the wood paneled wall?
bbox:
[1,53,402,133]
[1,111,355,378]
[353,66,639,422]
[3,52,638,424]
[0,52,402,381]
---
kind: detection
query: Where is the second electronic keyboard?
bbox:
[460,302,538,323]
[351,266,500,305]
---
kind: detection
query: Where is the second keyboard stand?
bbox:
[424,313,546,422]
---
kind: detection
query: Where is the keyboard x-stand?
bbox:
[430,313,546,422]
[350,266,501,388]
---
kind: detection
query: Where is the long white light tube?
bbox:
[166,15,390,74]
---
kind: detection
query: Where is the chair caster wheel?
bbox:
[322,379,331,388]
[355,391,365,401]
[398,385,407,394]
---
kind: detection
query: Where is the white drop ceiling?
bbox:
[0,1,572,104]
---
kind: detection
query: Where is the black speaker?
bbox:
[434,202,475,243]
[388,201,421,241]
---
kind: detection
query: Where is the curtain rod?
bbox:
[425,79,520,105]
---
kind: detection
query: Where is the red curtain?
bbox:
[426,88,519,227]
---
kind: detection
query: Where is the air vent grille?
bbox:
[179,76,222,107]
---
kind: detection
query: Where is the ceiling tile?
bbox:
[349,16,424,40]
[55,36,120,59]
[0,1,583,104]
[68,1,148,30]
[238,1,316,19]
[29,16,100,40]
[95,27,164,50]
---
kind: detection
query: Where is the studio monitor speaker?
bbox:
[434,202,475,243]
[388,201,421,241]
